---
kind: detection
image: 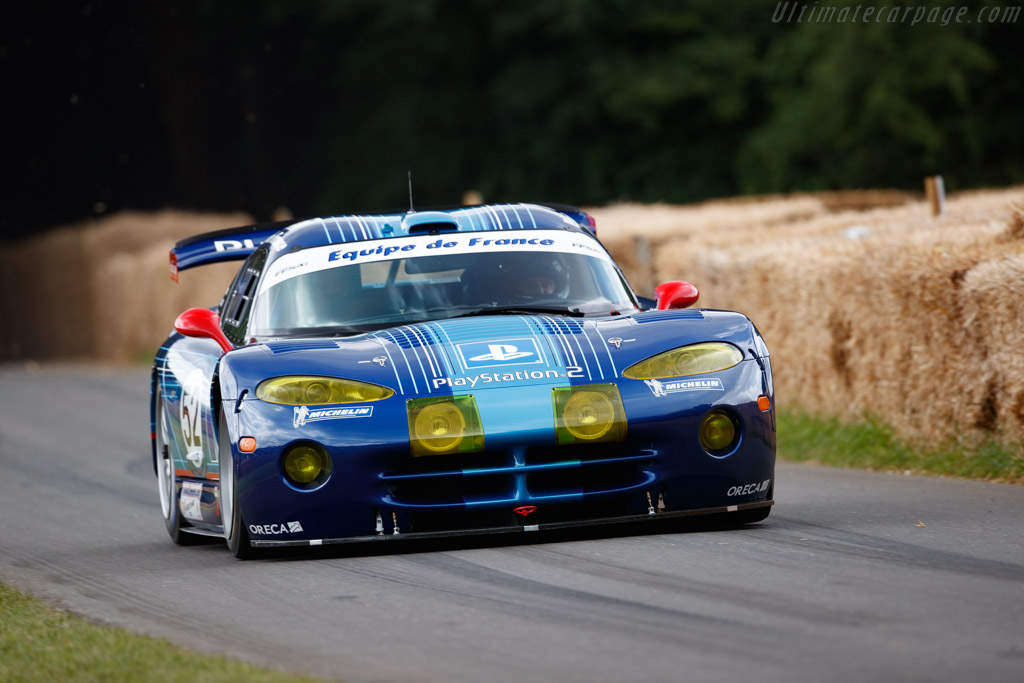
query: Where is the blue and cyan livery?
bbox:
[152,203,775,558]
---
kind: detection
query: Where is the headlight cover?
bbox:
[622,342,743,380]
[282,443,332,488]
[256,376,394,405]
[699,410,739,456]
[552,383,627,445]
[407,395,485,457]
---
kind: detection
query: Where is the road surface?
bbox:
[1,364,1022,682]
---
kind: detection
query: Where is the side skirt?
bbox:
[181,526,224,538]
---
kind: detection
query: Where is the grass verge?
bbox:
[0,583,327,683]
[777,408,1024,484]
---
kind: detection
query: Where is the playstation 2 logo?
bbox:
[470,344,533,362]
[457,338,543,368]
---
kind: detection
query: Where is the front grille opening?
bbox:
[406,508,514,533]
[387,473,511,506]
[384,450,513,477]
[527,462,649,496]
[525,442,655,466]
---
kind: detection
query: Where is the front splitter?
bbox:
[250,499,774,548]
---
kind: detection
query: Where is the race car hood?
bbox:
[218,309,763,401]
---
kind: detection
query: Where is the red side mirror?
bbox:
[174,308,233,353]
[655,280,699,310]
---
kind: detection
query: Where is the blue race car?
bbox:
[152,203,775,558]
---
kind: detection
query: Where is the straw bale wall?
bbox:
[594,187,1024,442]
[0,211,248,361]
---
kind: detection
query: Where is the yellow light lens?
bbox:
[553,384,627,445]
[563,391,615,440]
[413,401,466,453]
[623,343,743,380]
[407,395,485,457]
[283,444,326,484]
[700,410,737,454]
[256,376,394,405]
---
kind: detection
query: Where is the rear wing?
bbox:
[169,219,299,282]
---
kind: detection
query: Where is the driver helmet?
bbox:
[507,254,570,300]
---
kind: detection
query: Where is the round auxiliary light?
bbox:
[563,390,615,441]
[700,410,737,455]
[283,444,326,485]
[413,401,466,453]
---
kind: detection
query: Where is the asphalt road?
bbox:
[1,364,1022,682]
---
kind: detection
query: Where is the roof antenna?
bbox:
[407,170,415,213]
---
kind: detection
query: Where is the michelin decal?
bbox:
[293,405,373,428]
[644,377,724,397]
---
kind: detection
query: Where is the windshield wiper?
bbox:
[450,305,585,319]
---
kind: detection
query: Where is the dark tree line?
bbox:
[3,0,1021,240]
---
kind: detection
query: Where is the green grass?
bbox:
[777,408,1024,484]
[0,583,328,683]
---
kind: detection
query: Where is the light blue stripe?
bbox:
[424,322,459,375]
[599,335,618,377]
[579,325,605,380]
[513,207,526,229]
[404,325,441,379]
[379,330,419,394]
[371,336,404,394]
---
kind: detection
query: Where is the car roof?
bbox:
[170,203,594,278]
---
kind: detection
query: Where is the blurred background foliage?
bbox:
[3,0,1021,239]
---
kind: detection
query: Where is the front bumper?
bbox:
[250,499,773,548]
[231,360,776,543]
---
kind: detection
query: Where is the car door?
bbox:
[158,247,268,483]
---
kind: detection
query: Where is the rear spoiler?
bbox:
[535,203,597,233]
[169,219,300,282]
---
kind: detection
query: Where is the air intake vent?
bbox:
[403,211,459,235]
[263,340,340,354]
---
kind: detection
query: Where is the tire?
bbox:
[156,395,203,545]
[219,411,256,559]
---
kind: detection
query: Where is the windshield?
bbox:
[249,230,639,337]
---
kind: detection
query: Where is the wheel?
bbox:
[219,411,256,559]
[156,395,203,545]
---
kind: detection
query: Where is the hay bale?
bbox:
[0,210,249,361]
[597,186,1024,441]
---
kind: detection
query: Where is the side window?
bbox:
[221,247,268,346]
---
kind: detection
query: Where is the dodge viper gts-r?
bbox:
[152,203,775,558]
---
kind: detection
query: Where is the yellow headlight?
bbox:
[256,376,394,405]
[563,390,615,440]
[413,401,467,453]
[407,395,484,457]
[699,410,737,454]
[283,444,330,486]
[622,343,743,380]
[553,384,627,445]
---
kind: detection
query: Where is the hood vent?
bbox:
[634,310,705,324]
[263,340,341,354]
